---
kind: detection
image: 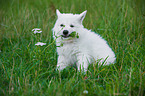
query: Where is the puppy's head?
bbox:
[53,9,87,39]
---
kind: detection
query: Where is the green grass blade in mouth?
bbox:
[68,31,79,38]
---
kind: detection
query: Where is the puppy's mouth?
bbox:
[61,35,71,38]
[61,31,79,39]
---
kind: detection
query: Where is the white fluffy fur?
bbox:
[53,9,116,72]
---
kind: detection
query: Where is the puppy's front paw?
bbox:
[56,64,66,71]
[56,65,61,71]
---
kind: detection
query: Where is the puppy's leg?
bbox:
[56,55,69,71]
[77,54,89,72]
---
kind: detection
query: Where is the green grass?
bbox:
[0,0,145,95]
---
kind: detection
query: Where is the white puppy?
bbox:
[52,9,116,72]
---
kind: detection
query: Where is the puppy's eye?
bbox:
[70,24,74,28]
[60,24,65,27]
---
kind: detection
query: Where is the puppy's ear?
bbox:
[56,9,61,17]
[78,10,87,23]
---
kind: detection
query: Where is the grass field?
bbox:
[0,0,145,95]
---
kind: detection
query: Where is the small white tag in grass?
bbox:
[35,42,46,46]
[83,90,88,94]
[32,28,42,34]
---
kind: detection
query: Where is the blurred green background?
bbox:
[0,0,145,96]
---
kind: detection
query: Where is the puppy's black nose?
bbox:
[63,30,69,35]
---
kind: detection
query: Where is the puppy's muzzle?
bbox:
[63,30,68,35]
[62,30,69,38]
